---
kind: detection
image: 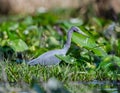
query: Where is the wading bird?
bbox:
[28,26,86,66]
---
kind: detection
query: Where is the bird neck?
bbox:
[63,29,73,51]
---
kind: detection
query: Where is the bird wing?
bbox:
[28,49,66,66]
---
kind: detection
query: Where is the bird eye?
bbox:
[71,26,79,32]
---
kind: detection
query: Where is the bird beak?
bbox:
[77,28,88,37]
[71,26,88,37]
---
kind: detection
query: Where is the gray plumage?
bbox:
[28,26,86,66]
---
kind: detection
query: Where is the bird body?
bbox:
[28,26,86,66]
[28,48,67,65]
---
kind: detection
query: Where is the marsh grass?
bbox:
[2,62,96,83]
[2,59,118,83]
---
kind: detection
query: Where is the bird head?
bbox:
[71,26,79,32]
[71,26,87,36]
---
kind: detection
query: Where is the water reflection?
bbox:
[69,80,120,93]
[0,80,120,93]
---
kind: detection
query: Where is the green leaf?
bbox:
[92,47,107,56]
[8,39,28,52]
[72,32,107,56]
[56,55,76,64]
[97,55,120,71]
[92,17,103,27]
[72,33,96,49]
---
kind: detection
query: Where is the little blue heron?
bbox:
[28,26,86,66]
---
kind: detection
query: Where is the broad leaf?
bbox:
[72,33,96,49]
[8,39,28,52]
[56,55,76,64]
[72,32,107,56]
[92,47,107,56]
[97,55,120,71]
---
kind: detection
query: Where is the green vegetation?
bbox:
[0,9,120,92]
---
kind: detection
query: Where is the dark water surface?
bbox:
[0,80,120,93]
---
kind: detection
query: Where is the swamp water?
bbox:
[0,80,120,93]
[68,80,120,93]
